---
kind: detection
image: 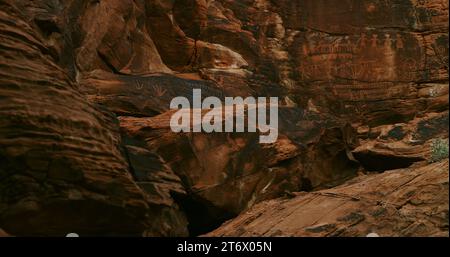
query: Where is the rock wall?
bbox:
[0,0,448,236]
[0,0,187,236]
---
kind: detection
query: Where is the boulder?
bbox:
[206,160,449,237]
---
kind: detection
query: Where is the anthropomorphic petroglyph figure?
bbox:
[396,33,404,49]
[384,34,393,48]
[370,34,379,48]
[302,44,309,56]
[357,33,368,50]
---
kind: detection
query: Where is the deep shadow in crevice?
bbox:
[354,152,424,172]
[300,177,313,192]
[35,18,60,37]
[97,50,127,75]
[172,192,236,237]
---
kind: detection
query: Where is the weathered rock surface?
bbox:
[79,69,224,117]
[202,0,448,129]
[117,107,360,234]
[0,0,448,236]
[353,111,449,171]
[14,0,173,77]
[0,0,187,236]
[11,0,448,129]
[207,160,449,237]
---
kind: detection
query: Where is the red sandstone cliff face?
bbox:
[0,1,187,236]
[0,0,448,236]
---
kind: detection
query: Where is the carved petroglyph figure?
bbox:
[305,32,409,58]
[135,80,144,90]
[357,33,368,51]
[152,84,167,97]
[384,34,393,48]
[302,44,309,56]
[370,34,379,48]
[395,33,404,49]
[134,79,167,97]
[299,30,417,82]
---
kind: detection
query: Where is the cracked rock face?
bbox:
[0,0,187,236]
[0,0,448,236]
[206,160,449,237]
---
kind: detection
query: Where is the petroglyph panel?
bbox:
[295,31,424,82]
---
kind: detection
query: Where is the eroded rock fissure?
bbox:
[172,192,236,236]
